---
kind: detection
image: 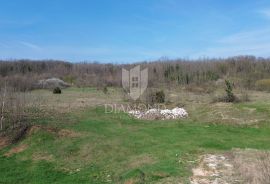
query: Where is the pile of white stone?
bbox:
[128,107,188,120]
[36,78,70,89]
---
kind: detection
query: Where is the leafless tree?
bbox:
[0,82,6,130]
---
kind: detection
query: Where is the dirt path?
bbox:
[190,154,239,184]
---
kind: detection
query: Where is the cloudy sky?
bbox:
[1,0,270,62]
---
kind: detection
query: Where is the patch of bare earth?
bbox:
[124,179,137,184]
[28,125,81,138]
[190,150,270,184]
[127,154,156,169]
[124,177,183,184]
[32,152,54,161]
[0,136,10,149]
[58,129,81,138]
[27,125,57,135]
[190,154,237,184]
[4,144,28,157]
[154,177,183,184]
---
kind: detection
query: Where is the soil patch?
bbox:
[4,144,28,157]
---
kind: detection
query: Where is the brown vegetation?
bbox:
[233,149,270,184]
[1,56,270,91]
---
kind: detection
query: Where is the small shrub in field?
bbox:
[225,80,236,102]
[155,90,165,103]
[212,80,238,103]
[53,87,61,94]
[255,79,270,92]
[103,86,108,94]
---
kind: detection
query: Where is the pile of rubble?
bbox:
[36,78,70,89]
[128,107,188,120]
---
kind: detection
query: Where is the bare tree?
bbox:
[0,82,6,130]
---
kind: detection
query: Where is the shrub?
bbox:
[103,86,108,94]
[53,87,61,94]
[212,80,238,103]
[255,79,270,92]
[225,80,236,102]
[155,90,165,103]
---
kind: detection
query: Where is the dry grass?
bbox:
[28,86,270,126]
[190,150,270,184]
[58,129,81,138]
[28,125,82,138]
[126,154,156,169]
[167,88,270,125]
[233,149,270,184]
[31,87,124,113]
[32,152,54,162]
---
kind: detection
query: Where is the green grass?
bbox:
[1,106,270,183]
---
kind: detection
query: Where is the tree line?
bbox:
[1,56,270,91]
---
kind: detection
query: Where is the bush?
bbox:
[155,90,165,103]
[103,86,108,94]
[143,89,166,104]
[212,80,238,103]
[53,87,61,94]
[225,80,236,102]
[255,79,270,92]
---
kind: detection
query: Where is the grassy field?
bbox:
[1,87,270,183]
